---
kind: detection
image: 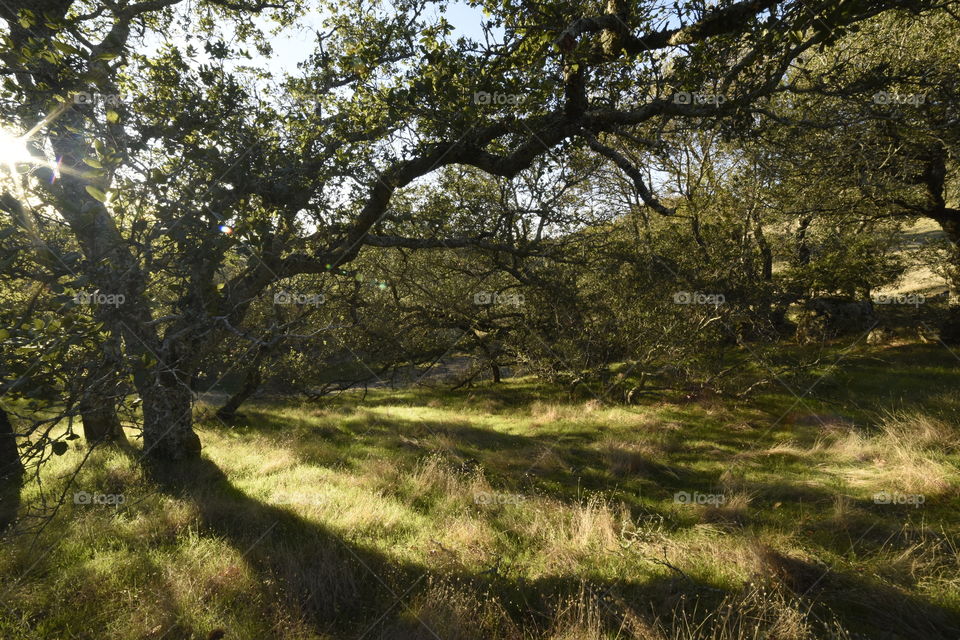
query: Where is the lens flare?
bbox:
[0,129,33,167]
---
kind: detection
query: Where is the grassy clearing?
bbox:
[1,343,959,639]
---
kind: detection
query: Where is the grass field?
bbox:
[1,342,959,640]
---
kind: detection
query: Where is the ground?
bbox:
[1,342,958,640]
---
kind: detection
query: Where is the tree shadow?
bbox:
[146,455,735,638]
[144,450,960,639]
[148,456,421,637]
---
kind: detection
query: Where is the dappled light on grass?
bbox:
[1,343,958,638]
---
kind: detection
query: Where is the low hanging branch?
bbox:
[583,132,677,217]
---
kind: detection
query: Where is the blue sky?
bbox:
[261,1,493,75]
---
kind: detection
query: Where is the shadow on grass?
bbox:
[208,408,730,513]
[143,448,960,640]
[142,456,732,638]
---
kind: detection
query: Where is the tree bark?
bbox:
[80,359,128,445]
[0,406,23,530]
[140,379,201,462]
[80,393,127,445]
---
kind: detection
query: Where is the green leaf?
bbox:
[106,110,120,123]
[53,41,81,55]
[85,185,107,202]
[83,157,103,168]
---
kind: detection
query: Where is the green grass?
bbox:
[1,342,959,639]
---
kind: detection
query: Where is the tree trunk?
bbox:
[80,394,127,445]
[216,350,265,420]
[80,362,128,445]
[0,406,23,530]
[796,215,813,266]
[140,380,201,462]
[932,214,960,344]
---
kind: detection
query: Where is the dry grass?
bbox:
[2,362,958,639]
[826,412,959,495]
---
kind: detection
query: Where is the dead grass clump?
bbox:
[519,497,628,575]
[656,583,851,640]
[878,412,957,451]
[600,438,671,478]
[824,412,958,495]
[401,578,519,640]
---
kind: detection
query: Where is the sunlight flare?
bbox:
[0,128,33,167]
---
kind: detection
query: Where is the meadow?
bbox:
[2,342,957,640]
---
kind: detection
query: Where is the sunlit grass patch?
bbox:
[2,343,959,638]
